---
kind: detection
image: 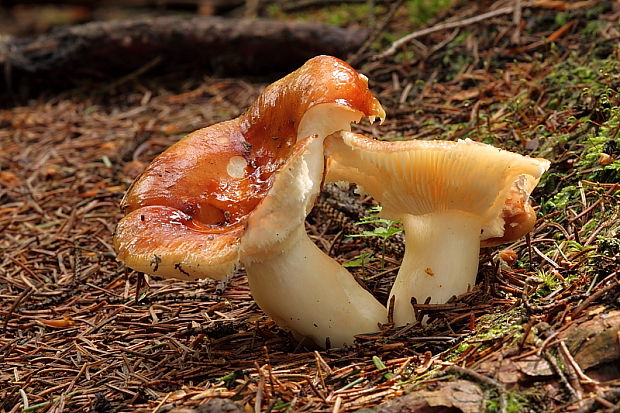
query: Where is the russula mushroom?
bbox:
[325,131,550,326]
[114,55,387,347]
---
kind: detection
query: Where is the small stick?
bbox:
[570,184,619,222]
[558,341,598,385]
[574,389,620,413]
[135,272,145,304]
[8,256,40,280]
[556,345,584,402]
[518,319,536,350]
[314,350,333,376]
[150,392,171,413]
[536,330,560,357]
[255,362,265,413]
[532,246,561,268]
[410,296,420,322]
[377,4,532,59]
[78,307,124,337]
[2,286,33,332]
[263,346,277,397]
[511,0,522,44]
[387,296,395,325]
[393,357,412,378]
[304,377,328,403]
[526,232,533,270]
[327,229,344,256]
[19,388,29,411]
[521,276,545,315]
[73,244,81,284]
[542,349,580,402]
[332,396,343,413]
[571,275,618,318]
[315,355,327,392]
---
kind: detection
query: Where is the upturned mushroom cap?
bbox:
[325,132,550,242]
[114,56,385,280]
[325,131,550,324]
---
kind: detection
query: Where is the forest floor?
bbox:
[1,1,619,412]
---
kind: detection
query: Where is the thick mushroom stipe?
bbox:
[325,131,550,326]
[241,135,386,347]
[393,212,481,305]
[246,225,386,347]
[114,56,387,347]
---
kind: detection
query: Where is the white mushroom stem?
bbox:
[245,225,386,347]
[240,134,386,348]
[390,212,482,326]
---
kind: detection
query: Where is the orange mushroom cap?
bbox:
[114,55,385,280]
[480,183,538,248]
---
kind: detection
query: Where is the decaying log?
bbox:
[1,16,366,99]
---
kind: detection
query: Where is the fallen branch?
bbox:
[279,0,368,12]
[1,16,366,100]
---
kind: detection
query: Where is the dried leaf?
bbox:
[514,355,554,377]
[38,316,76,329]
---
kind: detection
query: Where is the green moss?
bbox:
[475,311,524,341]
[598,237,620,256]
[455,342,472,354]
[443,309,525,364]
[543,185,577,212]
[325,4,371,26]
[554,12,569,27]
[266,3,377,26]
[393,48,416,64]
[406,0,455,25]
[537,79,619,213]
[576,108,620,183]
[543,52,618,111]
[534,270,561,297]
[440,33,474,79]
[585,3,608,19]
[486,391,537,413]
[582,20,604,36]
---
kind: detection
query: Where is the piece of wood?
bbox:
[1,16,366,100]
[2,0,243,8]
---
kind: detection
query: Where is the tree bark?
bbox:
[1,16,366,99]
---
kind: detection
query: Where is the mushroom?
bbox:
[114,55,387,347]
[325,131,550,326]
